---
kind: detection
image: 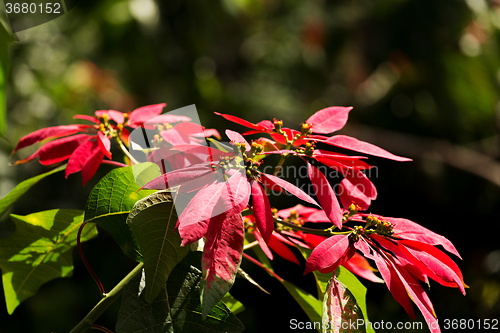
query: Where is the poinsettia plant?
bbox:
[0,103,465,332]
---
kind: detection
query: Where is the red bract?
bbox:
[338,170,377,211]
[307,162,343,228]
[321,135,412,162]
[11,111,117,186]
[305,106,352,134]
[304,212,465,333]
[215,106,411,213]
[11,103,200,186]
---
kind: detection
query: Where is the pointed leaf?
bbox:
[342,253,383,284]
[132,162,162,188]
[202,214,244,319]
[298,246,374,333]
[127,103,167,127]
[214,112,272,131]
[226,129,250,151]
[11,124,89,154]
[73,114,99,123]
[339,170,377,211]
[80,145,104,186]
[127,190,189,303]
[253,228,273,260]
[260,173,320,207]
[306,106,352,134]
[324,135,412,162]
[355,240,415,320]
[335,266,375,333]
[282,280,323,327]
[0,209,97,314]
[222,293,245,315]
[387,255,439,333]
[0,164,66,220]
[37,134,91,165]
[117,252,244,333]
[65,139,96,178]
[398,239,466,293]
[308,163,343,228]
[95,110,125,124]
[85,167,155,262]
[387,217,461,259]
[142,163,213,190]
[305,235,350,275]
[268,232,301,265]
[178,171,250,245]
[97,131,112,159]
[322,274,366,333]
[251,182,274,243]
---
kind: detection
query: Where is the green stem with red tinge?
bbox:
[69,263,144,333]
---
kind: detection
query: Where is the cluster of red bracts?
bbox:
[11,103,464,333]
[10,103,220,185]
[244,203,465,333]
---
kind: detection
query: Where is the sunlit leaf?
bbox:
[0,164,66,220]
[0,209,97,314]
[336,266,375,333]
[127,190,189,303]
[222,293,245,315]
[323,275,366,333]
[84,166,155,262]
[282,280,323,330]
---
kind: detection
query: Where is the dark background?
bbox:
[0,0,499,332]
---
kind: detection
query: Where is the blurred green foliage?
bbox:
[1,0,500,332]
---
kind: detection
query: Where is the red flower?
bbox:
[216,106,410,212]
[304,213,465,333]
[10,103,176,185]
[143,129,320,246]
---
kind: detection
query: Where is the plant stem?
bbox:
[69,262,144,333]
[116,137,139,165]
[77,222,106,296]
[90,324,114,333]
[272,142,293,177]
[101,160,128,168]
[243,240,259,250]
[242,252,284,282]
[275,218,351,236]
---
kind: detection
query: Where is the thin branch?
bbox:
[77,221,106,296]
[69,263,144,333]
[242,252,283,283]
[90,324,114,333]
[101,160,128,168]
[116,137,139,165]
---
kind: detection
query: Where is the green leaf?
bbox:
[84,166,155,262]
[297,247,375,333]
[116,252,245,333]
[336,266,375,333]
[126,190,189,303]
[0,209,97,314]
[282,280,323,328]
[131,162,162,188]
[222,293,245,315]
[0,165,66,220]
[323,275,366,333]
